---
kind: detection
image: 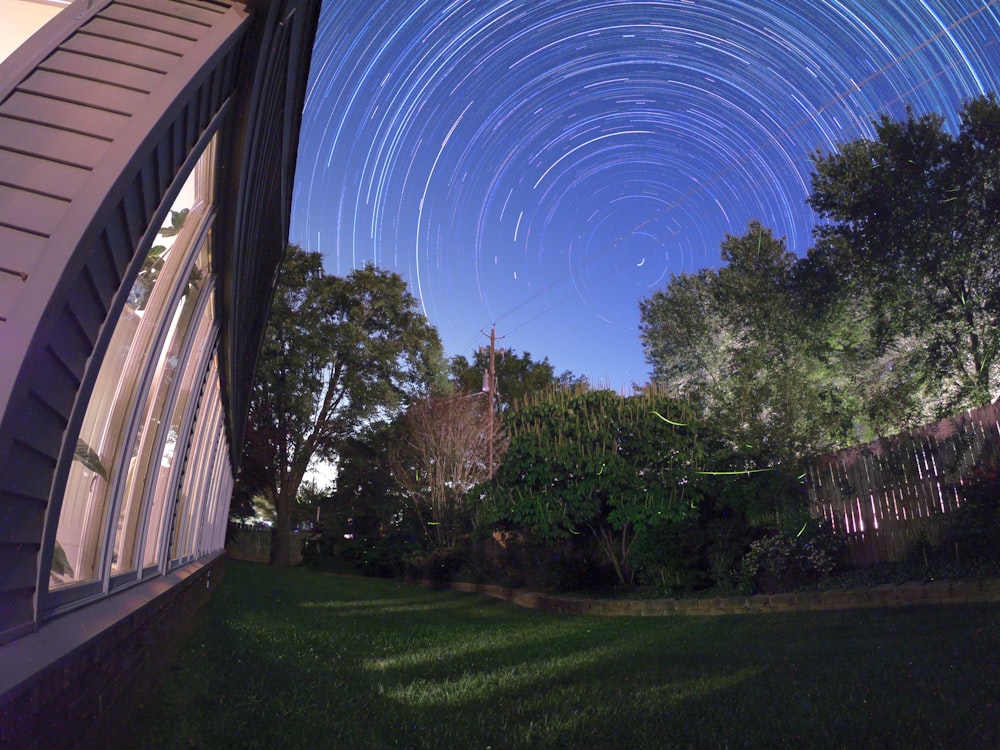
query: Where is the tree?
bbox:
[240,245,445,566]
[640,222,859,458]
[638,269,734,398]
[796,242,928,439]
[389,391,508,548]
[808,94,1000,417]
[316,425,423,575]
[485,387,703,585]
[450,348,583,411]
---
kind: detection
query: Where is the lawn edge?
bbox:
[401,576,1000,616]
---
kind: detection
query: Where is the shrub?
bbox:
[405,544,472,582]
[301,523,424,578]
[942,467,1000,569]
[631,517,711,592]
[631,503,765,594]
[900,468,1000,578]
[704,516,764,591]
[738,521,843,594]
[483,529,610,592]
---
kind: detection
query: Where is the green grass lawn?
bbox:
[127,560,999,749]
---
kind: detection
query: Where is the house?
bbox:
[0,0,320,744]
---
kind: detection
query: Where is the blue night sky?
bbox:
[290,1,1000,392]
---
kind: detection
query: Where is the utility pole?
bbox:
[481,325,503,476]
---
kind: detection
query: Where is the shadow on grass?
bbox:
[126,561,1000,749]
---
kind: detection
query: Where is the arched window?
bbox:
[48,139,226,604]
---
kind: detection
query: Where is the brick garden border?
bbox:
[407,576,1000,616]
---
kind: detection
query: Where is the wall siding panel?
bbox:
[76,244,120,309]
[2,440,56,503]
[40,50,162,93]
[128,0,227,24]
[0,149,90,199]
[0,274,25,323]
[0,7,321,747]
[0,185,67,238]
[0,0,253,644]
[20,69,150,114]
[0,495,45,544]
[100,4,211,38]
[0,92,130,141]
[60,32,181,75]
[81,18,196,56]
[0,117,111,169]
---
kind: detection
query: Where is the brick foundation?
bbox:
[0,556,224,750]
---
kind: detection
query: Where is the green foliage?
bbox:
[699,445,808,528]
[240,245,444,566]
[640,222,862,458]
[628,477,807,595]
[628,516,714,592]
[628,435,821,594]
[485,531,606,591]
[485,387,704,584]
[808,94,1000,420]
[304,424,426,577]
[639,269,727,400]
[737,521,844,595]
[641,96,1000,453]
[925,468,1000,574]
[449,348,583,410]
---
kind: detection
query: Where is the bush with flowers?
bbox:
[737,519,844,594]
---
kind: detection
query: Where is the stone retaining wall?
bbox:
[407,577,1000,616]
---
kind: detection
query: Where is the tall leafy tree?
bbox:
[641,222,858,458]
[241,246,445,566]
[318,425,423,575]
[638,269,734,398]
[797,241,929,439]
[808,94,1000,417]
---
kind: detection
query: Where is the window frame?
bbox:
[41,137,232,618]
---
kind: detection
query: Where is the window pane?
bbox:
[111,241,211,576]
[142,291,216,569]
[200,447,231,555]
[187,406,225,558]
[171,367,222,563]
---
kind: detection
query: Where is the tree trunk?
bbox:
[271,485,296,567]
[592,524,629,586]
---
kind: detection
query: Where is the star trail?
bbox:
[290,0,1000,391]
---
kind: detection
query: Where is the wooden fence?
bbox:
[806,400,1000,566]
